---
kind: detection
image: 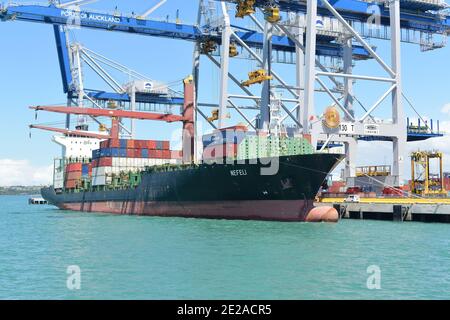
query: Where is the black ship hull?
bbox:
[42,154,342,221]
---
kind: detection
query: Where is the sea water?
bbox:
[0,195,449,299]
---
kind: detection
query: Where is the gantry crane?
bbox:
[411,151,447,196]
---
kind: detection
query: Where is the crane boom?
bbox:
[30,106,187,122]
[30,124,110,139]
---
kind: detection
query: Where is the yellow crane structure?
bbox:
[200,39,217,55]
[229,42,239,57]
[207,109,231,122]
[356,165,391,177]
[241,69,272,87]
[411,151,447,196]
[235,0,256,18]
[264,6,281,23]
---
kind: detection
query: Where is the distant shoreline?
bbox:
[0,186,45,196]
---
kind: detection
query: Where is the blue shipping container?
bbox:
[82,164,89,177]
[111,148,119,157]
[120,139,127,148]
[119,148,127,157]
[92,149,101,159]
[100,148,112,157]
[141,149,149,158]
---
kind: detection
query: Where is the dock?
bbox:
[316,198,450,223]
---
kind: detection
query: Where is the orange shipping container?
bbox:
[127,139,135,149]
[66,172,82,180]
[146,140,157,149]
[66,163,82,172]
[65,179,79,189]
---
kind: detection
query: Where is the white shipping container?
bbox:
[112,157,121,167]
[92,175,106,186]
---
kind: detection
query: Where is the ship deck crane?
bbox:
[29,124,110,140]
[30,77,197,163]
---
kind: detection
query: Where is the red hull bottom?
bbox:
[57,200,314,222]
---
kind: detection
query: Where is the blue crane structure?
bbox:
[0,2,371,106]
[0,0,447,183]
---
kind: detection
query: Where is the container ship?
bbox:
[36,79,343,222]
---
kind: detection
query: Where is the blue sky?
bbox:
[0,0,449,185]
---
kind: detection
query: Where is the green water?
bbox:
[0,195,449,299]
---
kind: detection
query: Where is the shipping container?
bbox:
[65,171,82,180]
[127,140,135,149]
[66,162,82,172]
[92,149,101,159]
[146,140,157,149]
[120,139,127,149]
[81,163,92,177]
[118,148,127,157]
[162,150,171,159]
[170,150,182,160]
[98,157,113,167]
[65,179,80,189]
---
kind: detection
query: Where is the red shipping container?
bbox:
[146,140,157,149]
[155,150,163,159]
[127,139,135,149]
[137,140,147,149]
[109,139,120,148]
[170,150,182,160]
[66,163,82,172]
[99,157,113,167]
[126,149,134,158]
[66,171,82,180]
[91,159,99,168]
[149,149,157,158]
[162,141,170,150]
[65,179,79,189]
[162,150,171,159]
[133,149,142,158]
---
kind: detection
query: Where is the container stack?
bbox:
[202,125,249,161]
[237,135,315,160]
[65,163,82,189]
[91,138,180,187]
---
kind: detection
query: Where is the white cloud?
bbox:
[442,103,450,116]
[0,159,53,186]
